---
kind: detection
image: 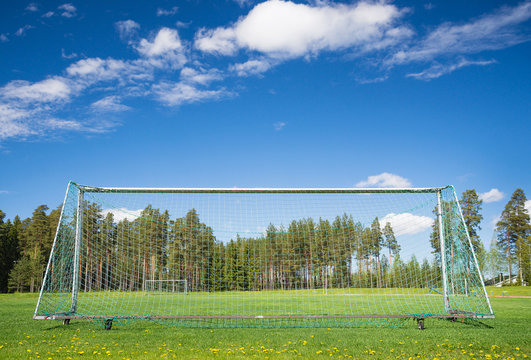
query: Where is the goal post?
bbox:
[34,182,494,328]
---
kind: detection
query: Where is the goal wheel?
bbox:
[104,319,113,330]
[63,319,70,325]
[417,318,425,330]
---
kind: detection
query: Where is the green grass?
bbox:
[1,288,530,359]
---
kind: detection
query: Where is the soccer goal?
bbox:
[34,182,494,329]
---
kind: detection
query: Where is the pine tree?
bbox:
[460,190,485,268]
[0,212,21,292]
[496,189,531,284]
[382,222,399,269]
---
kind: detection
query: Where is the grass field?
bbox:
[1,287,529,359]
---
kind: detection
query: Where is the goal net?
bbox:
[34,182,493,328]
[144,280,188,295]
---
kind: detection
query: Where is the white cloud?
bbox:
[233,0,252,7]
[138,28,182,57]
[390,2,531,65]
[65,57,148,85]
[157,6,178,16]
[230,59,271,76]
[1,77,71,103]
[0,34,8,42]
[180,67,222,85]
[525,200,531,213]
[61,48,77,59]
[479,188,505,203]
[15,25,34,36]
[42,11,54,18]
[115,20,140,41]
[0,105,33,139]
[26,3,38,12]
[137,28,187,69]
[46,118,83,131]
[67,58,116,77]
[154,82,226,106]
[91,96,130,112]
[356,172,412,188]
[273,121,286,131]
[0,190,9,194]
[58,3,77,18]
[195,0,407,59]
[381,212,433,236]
[195,27,238,55]
[355,75,389,84]
[406,58,496,80]
[102,208,143,223]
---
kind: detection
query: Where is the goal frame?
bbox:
[34,182,494,324]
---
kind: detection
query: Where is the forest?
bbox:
[0,188,529,293]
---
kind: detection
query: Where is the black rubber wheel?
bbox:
[63,319,70,325]
[417,319,425,330]
[104,319,113,330]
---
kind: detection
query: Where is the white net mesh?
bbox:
[35,183,493,328]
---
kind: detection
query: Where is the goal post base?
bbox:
[34,314,495,321]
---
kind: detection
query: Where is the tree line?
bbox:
[0,188,529,293]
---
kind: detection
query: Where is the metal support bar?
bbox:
[437,190,450,311]
[70,188,83,313]
[72,182,451,194]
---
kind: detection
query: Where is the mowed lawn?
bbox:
[0,287,529,359]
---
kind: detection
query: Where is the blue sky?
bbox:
[0,0,530,248]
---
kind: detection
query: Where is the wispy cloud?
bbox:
[26,3,38,12]
[180,67,223,85]
[91,96,130,112]
[406,58,496,80]
[0,34,8,42]
[61,48,77,59]
[42,11,54,18]
[390,2,531,65]
[15,25,34,36]
[479,188,505,203]
[115,20,140,41]
[273,121,286,131]
[153,82,227,106]
[230,59,272,77]
[356,172,412,188]
[157,6,178,16]
[233,0,252,7]
[58,3,77,18]
[1,77,71,103]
